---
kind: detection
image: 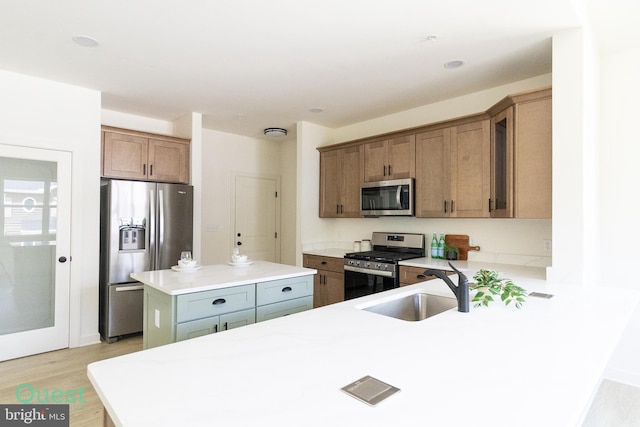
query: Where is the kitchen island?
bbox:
[132,261,316,348]
[89,261,639,426]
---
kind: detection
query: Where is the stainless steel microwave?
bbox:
[360,178,414,216]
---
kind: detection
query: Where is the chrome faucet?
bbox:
[423,262,469,313]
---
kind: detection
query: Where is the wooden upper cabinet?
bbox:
[148,139,189,183]
[363,135,415,182]
[317,86,551,220]
[513,95,552,218]
[451,120,490,218]
[488,88,552,219]
[101,127,190,184]
[319,145,363,218]
[102,132,149,180]
[490,107,514,218]
[416,119,490,218]
[415,128,451,218]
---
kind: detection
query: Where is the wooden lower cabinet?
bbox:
[303,254,345,308]
[399,266,452,286]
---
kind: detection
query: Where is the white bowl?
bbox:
[178,259,197,268]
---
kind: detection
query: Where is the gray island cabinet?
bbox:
[132,261,315,349]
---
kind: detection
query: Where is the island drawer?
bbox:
[256,276,313,306]
[256,296,314,322]
[303,254,343,273]
[176,284,256,323]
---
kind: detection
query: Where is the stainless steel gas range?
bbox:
[343,232,425,300]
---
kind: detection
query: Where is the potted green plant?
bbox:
[470,269,527,308]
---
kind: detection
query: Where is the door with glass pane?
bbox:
[0,144,71,361]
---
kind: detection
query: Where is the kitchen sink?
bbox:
[362,292,457,321]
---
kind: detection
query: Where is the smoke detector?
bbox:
[263,127,287,137]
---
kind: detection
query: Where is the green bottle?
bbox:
[437,234,445,259]
[430,233,438,259]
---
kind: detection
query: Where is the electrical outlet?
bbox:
[543,239,552,252]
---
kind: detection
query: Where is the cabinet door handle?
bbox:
[444,200,448,213]
[214,324,218,333]
[143,164,146,175]
[388,164,392,176]
[488,198,493,213]
[212,298,226,305]
[336,204,340,214]
[281,286,292,292]
[223,322,228,331]
[150,164,153,176]
[451,200,455,213]
[383,165,387,176]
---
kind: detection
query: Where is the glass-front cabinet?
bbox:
[490,106,514,218]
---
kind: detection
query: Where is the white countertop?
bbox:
[303,248,349,258]
[90,262,640,427]
[131,261,316,295]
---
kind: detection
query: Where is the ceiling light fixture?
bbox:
[444,60,465,69]
[72,35,99,48]
[264,128,288,137]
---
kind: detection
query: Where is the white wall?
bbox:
[597,46,640,387]
[201,129,294,265]
[0,70,102,347]
[298,75,554,267]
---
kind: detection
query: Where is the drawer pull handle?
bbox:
[212,298,226,305]
[223,322,228,331]
[416,274,427,279]
[282,286,293,292]
[321,261,327,265]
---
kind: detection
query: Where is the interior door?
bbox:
[0,144,71,361]
[233,174,279,262]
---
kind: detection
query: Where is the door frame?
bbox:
[230,171,281,263]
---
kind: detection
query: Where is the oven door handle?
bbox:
[396,185,402,209]
[344,264,395,278]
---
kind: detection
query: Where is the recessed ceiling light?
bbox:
[444,60,465,69]
[309,108,324,113]
[72,35,99,48]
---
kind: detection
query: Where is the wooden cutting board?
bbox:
[445,234,480,260]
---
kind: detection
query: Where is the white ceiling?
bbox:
[0,1,636,139]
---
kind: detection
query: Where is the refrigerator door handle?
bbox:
[158,189,165,263]
[149,188,156,270]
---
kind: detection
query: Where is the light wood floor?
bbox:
[0,335,142,426]
[2,335,639,426]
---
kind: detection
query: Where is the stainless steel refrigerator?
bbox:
[99,179,193,342]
